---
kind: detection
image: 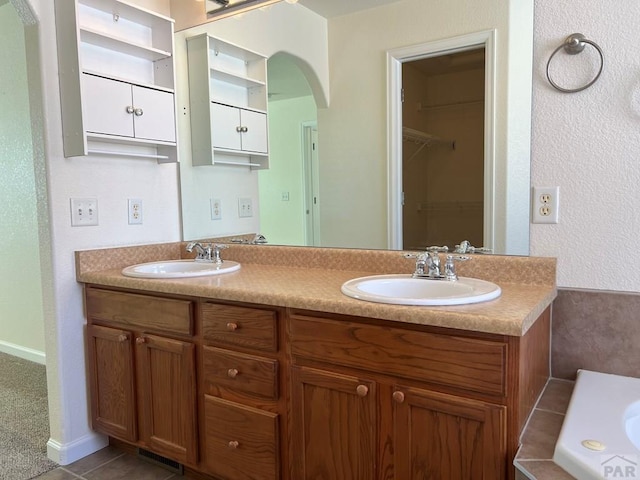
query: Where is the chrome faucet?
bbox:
[454,240,492,254]
[404,246,451,279]
[186,242,228,264]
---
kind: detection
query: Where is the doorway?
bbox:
[387,30,496,251]
[401,49,485,250]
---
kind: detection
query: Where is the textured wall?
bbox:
[0,3,45,358]
[531,0,640,292]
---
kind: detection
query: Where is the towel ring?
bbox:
[546,33,604,93]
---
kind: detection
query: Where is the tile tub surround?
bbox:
[75,243,557,336]
[552,288,640,380]
[515,379,577,480]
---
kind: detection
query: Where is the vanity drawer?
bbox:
[86,288,193,335]
[202,395,279,480]
[202,346,278,399]
[200,303,278,352]
[289,314,507,397]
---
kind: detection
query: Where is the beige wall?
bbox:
[0,2,45,361]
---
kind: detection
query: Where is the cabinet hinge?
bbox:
[401,88,405,103]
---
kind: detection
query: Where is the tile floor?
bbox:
[33,446,180,480]
[515,378,577,480]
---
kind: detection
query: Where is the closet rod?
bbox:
[417,99,484,112]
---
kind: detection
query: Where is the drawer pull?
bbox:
[356,384,369,397]
[227,368,239,379]
[226,322,239,332]
[135,336,146,345]
[228,440,239,449]
[118,334,128,342]
[392,391,405,403]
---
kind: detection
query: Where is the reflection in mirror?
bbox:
[174,0,533,255]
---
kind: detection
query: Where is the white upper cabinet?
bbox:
[55,0,178,163]
[186,33,269,169]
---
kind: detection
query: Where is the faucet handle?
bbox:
[444,254,470,281]
[211,244,228,264]
[425,245,449,253]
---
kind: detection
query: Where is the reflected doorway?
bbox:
[259,53,318,246]
[402,48,485,250]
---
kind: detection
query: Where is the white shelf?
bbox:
[214,160,263,168]
[55,0,178,163]
[80,26,171,61]
[211,68,265,89]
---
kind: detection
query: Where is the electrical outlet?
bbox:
[532,186,559,224]
[210,198,222,220]
[70,198,98,226]
[238,198,253,218]
[128,199,143,225]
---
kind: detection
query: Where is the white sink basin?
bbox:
[122,259,240,279]
[341,274,501,306]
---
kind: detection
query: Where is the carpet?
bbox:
[0,352,57,479]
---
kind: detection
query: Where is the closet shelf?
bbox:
[402,127,455,161]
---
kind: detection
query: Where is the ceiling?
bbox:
[298,0,404,18]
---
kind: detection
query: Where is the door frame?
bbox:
[301,121,320,246]
[387,30,496,250]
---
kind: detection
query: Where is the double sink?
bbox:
[122,259,501,306]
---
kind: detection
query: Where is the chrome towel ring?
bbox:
[546,33,604,93]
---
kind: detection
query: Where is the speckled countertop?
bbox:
[76,241,557,337]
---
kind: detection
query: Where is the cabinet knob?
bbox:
[392,391,405,403]
[241,126,248,133]
[227,368,239,379]
[118,334,128,342]
[228,440,239,449]
[134,108,144,116]
[356,384,369,397]
[135,336,146,345]
[126,106,134,114]
[236,126,243,133]
[226,322,238,332]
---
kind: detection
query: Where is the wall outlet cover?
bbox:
[128,198,143,225]
[70,198,98,226]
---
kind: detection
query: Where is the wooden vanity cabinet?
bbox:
[84,285,549,480]
[85,287,198,466]
[288,309,550,480]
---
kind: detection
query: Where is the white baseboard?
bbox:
[47,432,109,465]
[0,340,46,364]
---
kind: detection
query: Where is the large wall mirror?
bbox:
[172,0,533,255]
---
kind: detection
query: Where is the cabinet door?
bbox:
[87,325,137,442]
[393,386,506,480]
[291,366,377,479]
[211,102,242,150]
[136,334,198,465]
[240,109,268,153]
[82,74,134,138]
[132,86,176,143]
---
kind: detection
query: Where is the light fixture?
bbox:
[284,0,298,3]
[205,0,290,20]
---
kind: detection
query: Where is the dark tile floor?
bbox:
[33,446,180,480]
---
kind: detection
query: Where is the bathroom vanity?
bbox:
[76,243,556,480]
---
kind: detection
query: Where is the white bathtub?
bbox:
[554,369,640,480]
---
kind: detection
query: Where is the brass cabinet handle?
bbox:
[227,368,239,379]
[226,322,238,332]
[228,440,239,449]
[356,384,369,397]
[135,336,146,345]
[392,391,405,403]
[118,334,128,342]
